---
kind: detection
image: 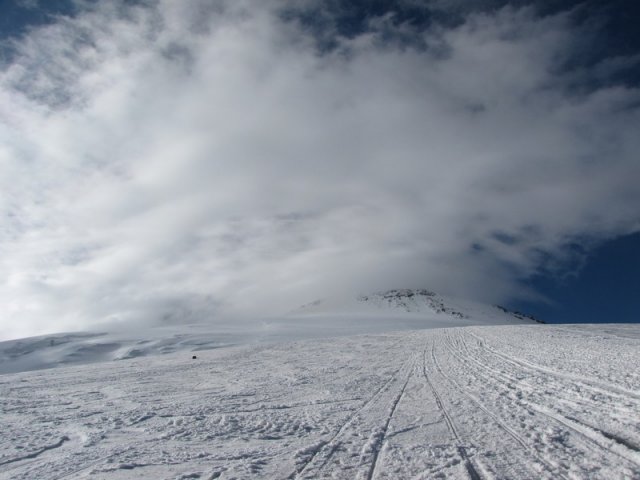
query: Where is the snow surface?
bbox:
[0,290,532,375]
[1,292,639,479]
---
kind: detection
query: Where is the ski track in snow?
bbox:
[1,324,639,480]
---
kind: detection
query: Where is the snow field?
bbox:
[1,324,639,479]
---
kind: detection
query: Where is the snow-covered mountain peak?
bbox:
[292,288,544,328]
[357,289,467,318]
[296,288,483,317]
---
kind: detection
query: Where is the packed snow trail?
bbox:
[1,324,639,479]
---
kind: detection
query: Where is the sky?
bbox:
[0,0,639,339]
[513,232,640,324]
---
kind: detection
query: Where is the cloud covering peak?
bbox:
[1,0,639,339]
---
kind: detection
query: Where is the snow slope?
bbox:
[0,289,535,375]
[1,323,639,479]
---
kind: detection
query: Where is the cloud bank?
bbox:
[1,0,639,338]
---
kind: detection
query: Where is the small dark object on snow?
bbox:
[192,355,197,360]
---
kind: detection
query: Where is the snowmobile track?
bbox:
[466,331,640,402]
[365,362,413,480]
[424,343,482,480]
[440,331,570,479]
[447,330,640,471]
[290,356,414,479]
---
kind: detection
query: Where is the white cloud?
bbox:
[0,1,639,339]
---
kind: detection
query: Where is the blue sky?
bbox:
[513,233,640,323]
[0,0,638,338]
[0,1,74,39]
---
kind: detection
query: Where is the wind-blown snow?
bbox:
[1,292,638,479]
